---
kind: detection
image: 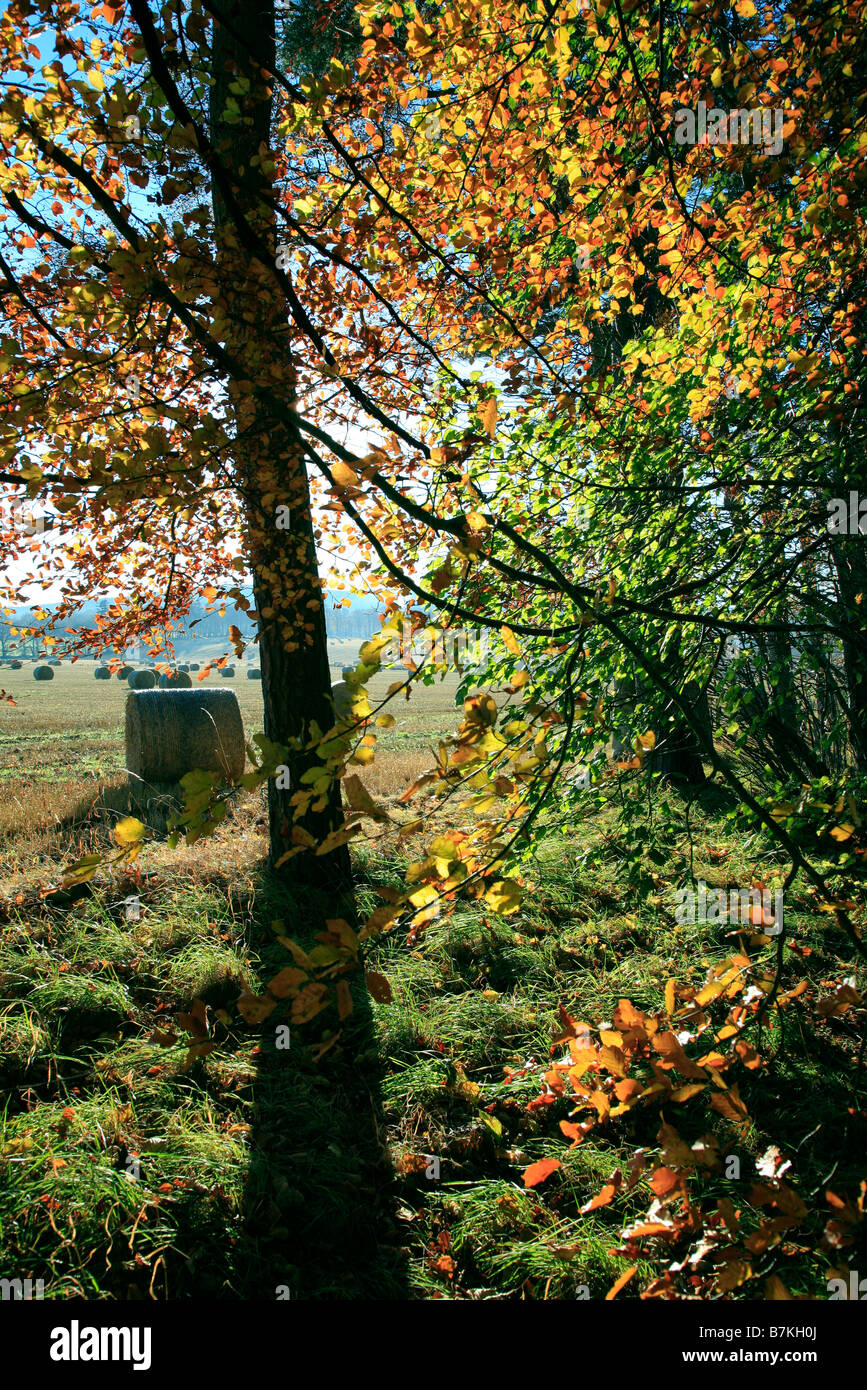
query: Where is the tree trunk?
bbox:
[209,0,352,907]
[646,675,710,786]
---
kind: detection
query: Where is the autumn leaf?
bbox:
[605,1266,637,1300]
[484,879,523,915]
[113,816,146,847]
[480,396,498,436]
[266,967,307,998]
[365,971,393,1003]
[336,980,353,1020]
[522,1157,562,1187]
[581,1177,621,1213]
[710,1083,750,1127]
[236,991,277,1023]
[500,625,520,656]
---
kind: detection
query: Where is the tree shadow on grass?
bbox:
[226,869,410,1301]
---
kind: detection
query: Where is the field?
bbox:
[0,645,461,877]
[0,657,864,1300]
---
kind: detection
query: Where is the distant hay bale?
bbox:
[33,664,54,681]
[246,667,262,680]
[95,666,111,680]
[125,688,245,786]
[49,659,61,666]
[178,663,190,672]
[189,663,200,671]
[128,668,156,689]
[332,679,353,720]
[223,665,236,677]
[9,660,22,670]
[158,671,192,689]
[116,664,133,679]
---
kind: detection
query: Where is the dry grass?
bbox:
[0,657,468,893]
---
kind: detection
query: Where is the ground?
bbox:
[0,657,864,1299]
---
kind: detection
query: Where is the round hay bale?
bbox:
[178,663,190,672]
[125,689,245,784]
[95,666,111,680]
[223,665,236,677]
[9,660,22,670]
[332,679,354,721]
[33,664,54,681]
[246,667,262,681]
[128,668,156,689]
[158,671,192,689]
[49,658,61,667]
[189,663,200,672]
[116,664,133,680]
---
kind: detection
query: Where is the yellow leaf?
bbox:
[331,461,359,487]
[480,396,498,436]
[87,68,105,90]
[500,625,520,656]
[736,0,757,14]
[113,816,146,847]
[830,823,855,842]
[664,978,676,1015]
[408,883,439,908]
[484,879,523,915]
[430,836,458,862]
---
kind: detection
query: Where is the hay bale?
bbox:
[49,659,61,666]
[332,679,353,721]
[158,671,192,689]
[125,688,245,785]
[178,663,190,672]
[9,660,22,670]
[246,667,262,681]
[116,664,133,680]
[33,664,54,681]
[223,665,236,677]
[128,668,156,689]
[189,663,200,671]
[95,666,111,680]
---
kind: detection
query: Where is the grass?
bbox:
[1,670,865,1299]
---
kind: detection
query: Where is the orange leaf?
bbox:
[266,967,307,998]
[522,1157,562,1188]
[581,1172,622,1212]
[605,1265,637,1300]
[710,1083,750,1127]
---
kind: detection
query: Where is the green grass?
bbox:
[0,751,865,1299]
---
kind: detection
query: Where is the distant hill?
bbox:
[0,590,382,660]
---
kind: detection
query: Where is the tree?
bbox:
[1,0,865,1002]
